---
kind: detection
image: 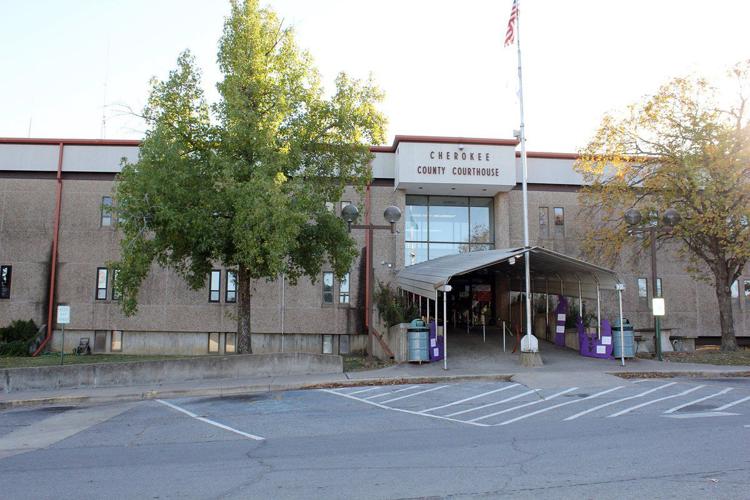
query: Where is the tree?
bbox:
[113,0,386,353]
[575,61,750,351]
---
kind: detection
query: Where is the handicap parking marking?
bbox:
[495,386,624,426]
[419,384,520,414]
[663,387,734,414]
[563,382,677,421]
[468,387,579,423]
[607,385,705,418]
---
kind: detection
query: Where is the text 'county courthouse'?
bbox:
[0,135,748,356]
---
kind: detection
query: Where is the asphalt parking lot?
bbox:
[1,378,748,499]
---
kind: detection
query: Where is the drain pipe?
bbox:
[33,142,65,356]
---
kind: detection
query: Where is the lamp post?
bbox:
[624,207,681,361]
[341,203,402,359]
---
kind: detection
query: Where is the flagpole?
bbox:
[515,0,537,353]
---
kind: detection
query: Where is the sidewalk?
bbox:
[1,344,748,409]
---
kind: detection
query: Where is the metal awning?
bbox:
[396,246,621,300]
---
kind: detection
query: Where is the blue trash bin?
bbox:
[407,319,430,363]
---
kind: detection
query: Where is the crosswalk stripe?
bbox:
[607,385,704,418]
[380,385,450,404]
[364,385,420,400]
[496,386,624,426]
[564,382,677,421]
[663,388,733,414]
[420,384,520,413]
[445,389,538,417]
[713,395,750,412]
[469,387,579,423]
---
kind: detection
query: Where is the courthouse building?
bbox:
[0,135,748,357]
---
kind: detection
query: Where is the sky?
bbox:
[1,0,748,152]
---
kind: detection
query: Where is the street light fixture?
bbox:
[341,204,402,359]
[624,207,681,361]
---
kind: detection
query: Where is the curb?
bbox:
[611,370,750,380]
[0,374,514,409]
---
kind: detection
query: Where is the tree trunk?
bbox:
[237,266,252,354]
[713,268,738,352]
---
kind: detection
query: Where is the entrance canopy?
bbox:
[396,246,621,300]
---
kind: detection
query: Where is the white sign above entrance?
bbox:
[394,141,517,196]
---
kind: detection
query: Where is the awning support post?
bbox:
[618,286,625,366]
[545,277,550,341]
[596,283,601,339]
[443,289,448,371]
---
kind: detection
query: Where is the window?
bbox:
[553,207,564,226]
[0,265,11,299]
[96,268,108,300]
[538,207,549,238]
[208,332,220,353]
[112,269,121,300]
[656,278,663,297]
[744,279,750,298]
[339,334,350,354]
[101,196,113,227]
[404,195,494,266]
[322,334,334,354]
[110,330,123,352]
[323,272,334,304]
[731,280,739,299]
[339,272,350,304]
[226,271,237,303]
[209,270,221,302]
[637,278,648,298]
[225,333,236,354]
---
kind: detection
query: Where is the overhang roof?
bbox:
[397,246,621,300]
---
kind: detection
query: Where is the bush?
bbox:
[374,282,420,328]
[0,319,39,357]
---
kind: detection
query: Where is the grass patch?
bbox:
[662,347,750,366]
[0,353,198,369]
[343,352,395,372]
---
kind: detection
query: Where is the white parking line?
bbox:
[663,387,733,414]
[496,386,624,426]
[364,385,420,400]
[380,385,450,404]
[319,389,489,427]
[420,384,520,413]
[607,385,704,418]
[469,387,579,423]
[156,399,265,441]
[347,387,381,395]
[714,395,750,412]
[564,382,677,421]
[445,389,538,417]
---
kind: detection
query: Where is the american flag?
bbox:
[504,0,519,47]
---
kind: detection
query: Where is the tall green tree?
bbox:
[575,61,750,351]
[114,0,386,353]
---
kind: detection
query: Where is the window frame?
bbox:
[322,271,334,304]
[101,196,113,227]
[225,270,237,303]
[225,333,236,354]
[208,332,220,353]
[322,334,334,354]
[553,207,565,226]
[209,270,221,303]
[112,269,121,301]
[110,330,123,352]
[339,272,350,304]
[0,265,11,299]
[637,277,648,298]
[96,267,109,301]
[538,206,549,238]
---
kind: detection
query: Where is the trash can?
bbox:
[407,319,430,363]
[612,319,635,358]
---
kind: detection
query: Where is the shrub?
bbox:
[0,340,32,356]
[0,319,39,343]
[374,282,420,328]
